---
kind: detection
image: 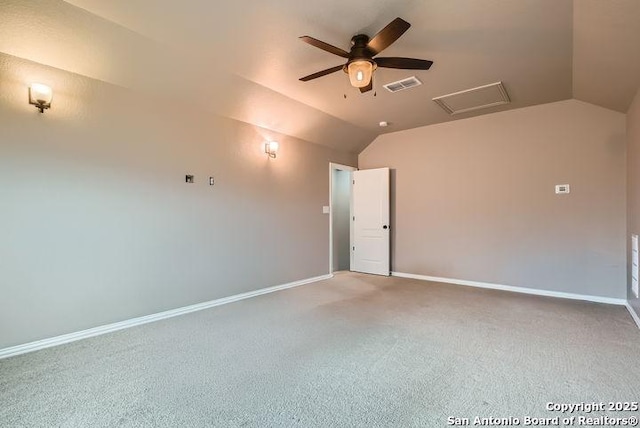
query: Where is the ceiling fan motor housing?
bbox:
[343,34,377,73]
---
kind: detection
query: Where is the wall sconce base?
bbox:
[33,103,49,114]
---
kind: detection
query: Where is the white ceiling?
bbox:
[1,0,639,153]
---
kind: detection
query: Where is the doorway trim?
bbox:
[329,162,358,274]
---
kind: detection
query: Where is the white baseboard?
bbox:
[391,272,627,306]
[0,274,333,360]
[626,303,640,329]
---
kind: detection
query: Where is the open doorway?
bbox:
[330,163,357,273]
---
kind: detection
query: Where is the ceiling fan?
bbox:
[299,17,433,93]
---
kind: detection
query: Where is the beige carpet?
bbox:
[1,272,639,427]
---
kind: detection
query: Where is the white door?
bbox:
[352,168,390,276]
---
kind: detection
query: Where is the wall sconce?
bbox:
[265,141,279,159]
[29,83,53,113]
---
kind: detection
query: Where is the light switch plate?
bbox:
[322,206,330,214]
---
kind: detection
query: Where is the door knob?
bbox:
[383,225,388,229]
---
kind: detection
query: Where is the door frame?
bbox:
[329,162,357,274]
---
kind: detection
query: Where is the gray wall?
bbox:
[359,100,627,299]
[331,169,351,271]
[627,88,640,316]
[0,53,356,349]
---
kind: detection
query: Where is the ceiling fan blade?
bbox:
[299,65,344,81]
[366,18,411,55]
[375,57,433,70]
[299,36,350,58]
[359,79,373,93]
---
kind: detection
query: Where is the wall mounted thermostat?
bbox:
[555,184,570,194]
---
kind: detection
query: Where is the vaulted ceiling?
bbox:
[1,0,639,153]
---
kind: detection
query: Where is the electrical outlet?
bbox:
[555,184,570,194]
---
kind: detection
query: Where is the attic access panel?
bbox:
[432,81,510,115]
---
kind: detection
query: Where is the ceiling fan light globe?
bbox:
[348,60,374,88]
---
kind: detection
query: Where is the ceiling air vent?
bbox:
[432,81,510,115]
[383,76,422,93]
